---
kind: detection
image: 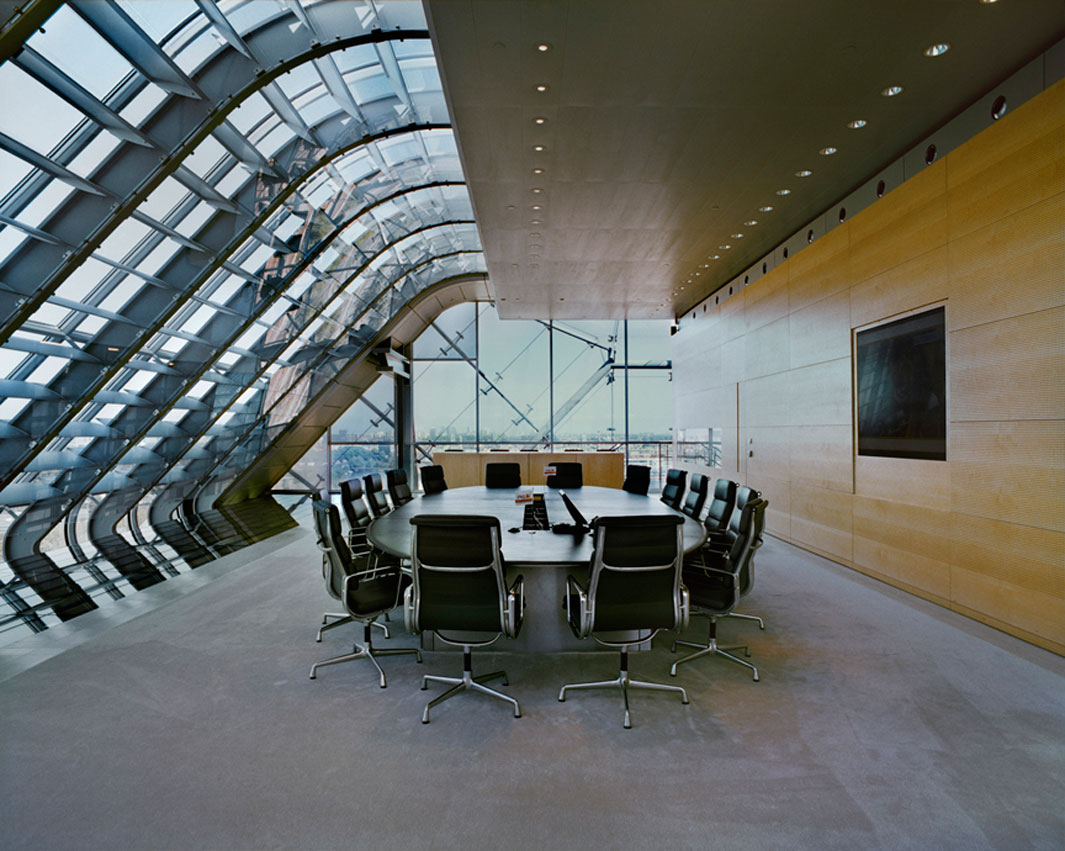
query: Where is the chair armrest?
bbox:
[504,574,524,638]
[564,575,592,639]
[678,583,690,632]
[403,582,417,635]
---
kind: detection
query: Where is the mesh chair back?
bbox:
[546,462,583,489]
[409,515,509,635]
[704,478,737,532]
[682,473,709,518]
[622,464,651,495]
[485,462,521,488]
[420,464,448,495]
[363,473,391,517]
[386,468,413,505]
[339,479,372,532]
[660,468,687,509]
[588,515,685,632]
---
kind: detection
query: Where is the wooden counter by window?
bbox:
[431,451,625,489]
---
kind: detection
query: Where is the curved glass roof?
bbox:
[0,1,485,633]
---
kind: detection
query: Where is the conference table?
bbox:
[368,485,706,651]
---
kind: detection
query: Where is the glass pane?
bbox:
[551,320,622,444]
[412,301,475,359]
[477,306,548,443]
[413,360,474,445]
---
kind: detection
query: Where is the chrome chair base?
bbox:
[317,613,389,642]
[726,611,765,629]
[419,647,519,724]
[309,623,421,687]
[670,637,759,681]
[559,650,689,729]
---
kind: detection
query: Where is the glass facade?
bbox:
[0,1,484,639]
[409,303,673,479]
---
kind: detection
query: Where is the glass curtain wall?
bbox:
[408,303,673,487]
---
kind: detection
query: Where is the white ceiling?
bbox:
[425,0,1064,319]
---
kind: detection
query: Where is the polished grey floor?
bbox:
[2,524,1063,850]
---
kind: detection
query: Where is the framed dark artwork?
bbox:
[855,307,946,460]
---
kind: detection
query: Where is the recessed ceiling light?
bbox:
[537,43,550,52]
[759,205,774,212]
[980,0,998,3]
[679,286,685,290]
[796,169,813,177]
[535,84,548,92]
[531,204,542,210]
[532,187,543,193]
[694,272,700,276]
[776,188,791,196]
[532,144,545,152]
[534,117,546,125]
[848,119,867,129]
[731,233,744,239]
[532,167,544,174]
[924,43,950,57]
[819,147,837,156]
[530,232,541,238]
[711,255,719,260]
[882,85,904,97]
[744,220,758,227]
[719,244,731,250]
[530,219,542,225]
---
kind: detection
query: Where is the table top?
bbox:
[367,485,707,566]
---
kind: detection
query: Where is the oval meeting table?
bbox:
[368,485,707,652]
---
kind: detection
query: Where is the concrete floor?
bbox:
[2,526,1063,850]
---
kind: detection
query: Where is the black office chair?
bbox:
[622,464,651,495]
[558,515,690,729]
[660,468,687,509]
[485,462,521,488]
[363,472,391,518]
[671,498,767,681]
[703,478,737,534]
[705,484,760,548]
[385,468,413,506]
[308,498,421,685]
[404,515,525,723]
[420,464,447,495]
[681,473,709,519]
[546,462,582,489]
[339,478,372,549]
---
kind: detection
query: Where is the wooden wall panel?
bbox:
[849,244,950,330]
[849,163,948,285]
[672,81,1065,653]
[789,424,853,492]
[947,81,1065,239]
[950,420,1065,532]
[948,192,1065,331]
[950,306,1065,422]
[787,358,851,426]
[853,495,952,604]
[789,288,851,369]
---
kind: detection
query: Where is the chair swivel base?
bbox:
[559,650,689,729]
[317,613,389,642]
[420,648,520,723]
[670,637,759,681]
[309,623,421,687]
[725,610,765,630]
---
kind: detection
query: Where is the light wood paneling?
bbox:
[744,266,790,333]
[849,244,950,330]
[947,80,1065,239]
[745,315,790,379]
[950,306,1065,422]
[948,192,1065,331]
[855,455,950,510]
[672,82,1065,653]
[787,358,851,426]
[950,420,1065,532]
[789,424,853,492]
[788,223,850,313]
[789,483,852,563]
[789,288,851,370]
[853,495,953,602]
[849,162,948,285]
